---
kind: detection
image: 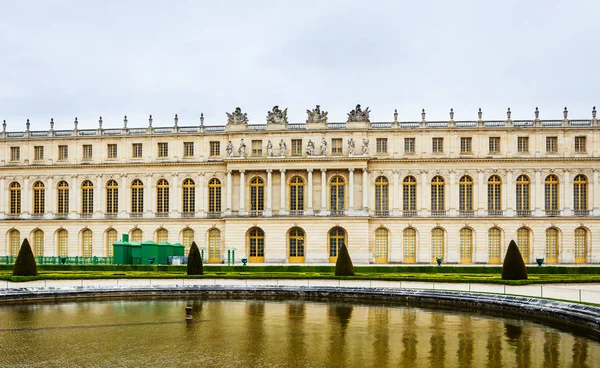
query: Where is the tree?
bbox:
[187,241,203,275]
[335,242,355,276]
[502,240,528,280]
[13,238,37,276]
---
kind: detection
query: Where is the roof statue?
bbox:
[226,107,248,125]
[347,104,370,122]
[266,105,288,125]
[306,105,328,123]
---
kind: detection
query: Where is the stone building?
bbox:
[1,105,598,264]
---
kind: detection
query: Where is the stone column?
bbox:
[505,170,513,216]
[70,175,78,218]
[477,170,485,215]
[95,175,103,218]
[21,176,30,217]
[226,170,232,215]
[146,174,154,217]
[593,170,600,216]
[266,169,273,216]
[419,170,428,216]
[306,169,314,215]
[239,170,246,215]
[320,169,327,215]
[449,170,456,216]
[362,168,368,213]
[534,169,542,216]
[46,176,54,219]
[171,174,179,217]
[563,169,571,216]
[392,170,400,215]
[348,168,354,213]
[197,173,205,215]
[279,169,286,215]
[0,176,5,217]
[120,174,127,218]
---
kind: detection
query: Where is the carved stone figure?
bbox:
[348,138,355,155]
[238,139,246,157]
[279,139,287,156]
[266,140,273,157]
[226,107,248,125]
[226,141,234,157]
[306,105,328,123]
[266,105,288,125]
[347,104,371,122]
[306,140,315,156]
[320,138,327,156]
[361,138,369,155]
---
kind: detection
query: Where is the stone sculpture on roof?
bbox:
[306,105,328,123]
[226,107,248,125]
[347,104,371,122]
[266,105,288,125]
[306,140,315,156]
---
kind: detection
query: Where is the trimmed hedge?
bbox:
[187,242,203,275]
[502,240,528,280]
[13,238,37,276]
[335,243,355,276]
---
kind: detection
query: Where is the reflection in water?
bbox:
[0,299,598,367]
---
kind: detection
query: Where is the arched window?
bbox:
[488,228,501,264]
[57,229,68,256]
[289,176,304,213]
[573,174,588,213]
[330,176,345,214]
[131,179,144,214]
[375,176,389,214]
[545,228,559,264]
[156,179,169,215]
[182,228,194,254]
[106,229,117,257]
[375,228,389,263]
[57,181,69,215]
[208,228,221,263]
[403,228,416,263]
[9,182,21,215]
[288,227,305,263]
[81,180,94,216]
[156,228,168,243]
[182,178,195,214]
[33,229,44,256]
[106,180,118,215]
[130,228,142,243]
[403,176,417,213]
[574,227,588,264]
[459,228,473,263]
[248,227,265,263]
[328,227,346,263]
[431,228,444,263]
[516,227,530,263]
[9,229,20,256]
[545,175,559,214]
[208,178,221,214]
[516,175,530,213]
[431,176,445,213]
[249,177,265,214]
[487,175,502,212]
[459,175,473,213]
[33,181,45,215]
[82,229,93,257]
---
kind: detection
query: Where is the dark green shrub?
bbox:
[187,241,203,275]
[13,238,37,276]
[502,240,528,280]
[335,242,355,276]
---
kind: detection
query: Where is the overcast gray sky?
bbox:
[1,0,598,130]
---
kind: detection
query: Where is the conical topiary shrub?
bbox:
[502,240,528,280]
[13,238,37,276]
[187,241,203,275]
[335,242,355,276]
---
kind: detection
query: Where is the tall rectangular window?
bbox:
[82,144,92,160]
[58,145,68,160]
[546,136,558,153]
[460,137,472,153]
[517,137,529,153]
[488,137,500,153]
[34,146,44,160]
[332,138,343,154]
[404,138,415,153]
[183,142,194,157]
[291,139,302,156]
[132,143,142,158]
[10,147,20,161]
[432,138,443,153]
[376,138,388,153]
[575,136,586,153]
[210,141,220,156]
[252,140,262,156]
[158,142,168,158]
[107,144,117,159]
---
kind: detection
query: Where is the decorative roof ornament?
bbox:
[74,117,78,130]
[394,109,398,122]
[507,107,511,120]
[98,116,103,129]
[226,107,248,125]
[593,106,597,119]
[421,109,426,121]
[26,119,30,131]
[2,120,5,132]
[50,118,54,131]
[449,108,454,121]
[266,105,288,124]
[347,104,370,122]
[123,115,128,128]
[535,107,540,119]
[174,114,179,128]
[306,105,328,123]
[148,115,153,127]
[563,107,568,120]
[200,113,204,127]
[478,108,482,120]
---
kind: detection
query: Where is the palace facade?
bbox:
[1,105,599,264]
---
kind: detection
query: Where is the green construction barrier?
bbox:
[158,242,172,265]
[141,240,159,265]
[172,243,185,257]
[113,235,131,265]
[130,242,142,265]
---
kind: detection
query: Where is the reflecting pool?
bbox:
[0,298,598,367]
